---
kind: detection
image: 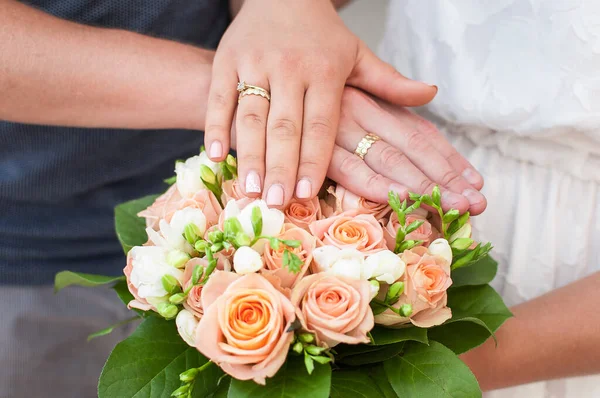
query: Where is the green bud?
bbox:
[167,250,190,269]
[399,303,413,317]
[369,279,380,297]
[298,333,315,344]
[223,218,242,237]
[210,242,223,253]
[292,341,304,354]
[179,368,199,382]
[304,353,315,375]
[431,186,442,207]
[162,274,181,295]
[199,165,217,185]
[169,293,186,305]
[235,232,252,247]
[184,223,200,245]
[451,237,474,251]
[192,265,204,285]
[442,209,460,224]
[226,154,237,168]
[311,355,332,365]
[171,384,190,397]
[207,230,224,243]
[304,345,326,356]
[385,281,405,304]
[194,240,208,253]
[449,223,472,242]
[157,302,179,319]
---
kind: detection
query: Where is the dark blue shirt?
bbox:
[0,0,229,284]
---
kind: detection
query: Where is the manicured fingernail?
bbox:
[389,184,408,200]
[209,141,222,159]
[266,184,284,206]
[296,179,312,199]
[462,189,485,206]
[245,171,261,194]
[462,168,482,186]
[441,190,464,207]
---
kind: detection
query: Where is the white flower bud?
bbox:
[428,238,453,264]
[175,152,220,198]
[233,246,264,275]
[362,250,406,284]
[129,246,183,300]
[449,223,472,242]
[312,246,364,280]
[176,309,199,346]
[224,200,284,253]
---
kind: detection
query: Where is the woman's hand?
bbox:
[204,0,437,207]
[329,88,486,215]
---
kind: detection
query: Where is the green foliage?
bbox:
[330,370,387,398]
[114,194,159,253]
[54,271,124,293]
[368,326,428,346]
[384,341,481,397]
[451,255,498,288]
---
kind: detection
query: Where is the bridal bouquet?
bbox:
[55,149,511,398]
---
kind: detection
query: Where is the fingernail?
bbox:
[389,184,408,200]
[462,168,482,186]
[462,189,485,206]
[245,171,261,194]
[441,190,465,207]
[209,141,222,159]
[295,179,312,199]
[420,81,437,88]
[266,184,284,206]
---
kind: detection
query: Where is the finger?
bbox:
[263,80,305,207]
[327,145,409,203]
[349,93,487,215]
[204,60,237,162]
[347,41,438,107]
[336,125,470,214]
[296,83,343,199]
[235,74,271,197]
[379,103,485,190]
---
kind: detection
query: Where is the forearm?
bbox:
[0,1,214,130]
[461,271,600,391]
[229,0,351,16]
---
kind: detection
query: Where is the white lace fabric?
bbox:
[380,1,600,397]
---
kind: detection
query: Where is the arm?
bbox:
[461,271,600,391]
[229,0,352,16]
[0,0,214,130]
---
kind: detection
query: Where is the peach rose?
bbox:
[139,185,222,230]
[383,208,439,250]
[181,258,208,318]
[375,246,452,328]
[283,197,321,231]
[221,179,248,203]
[321,185,391,220]
[309,212,386,255]
[291,273,374,348]
[262,224,316,288]
[195,272,296,385]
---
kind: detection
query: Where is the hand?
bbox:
[204,0,437,207]
[328,87,487,215]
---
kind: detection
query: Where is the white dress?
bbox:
[380,1,600,396]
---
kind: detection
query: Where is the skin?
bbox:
[461,271,600,391]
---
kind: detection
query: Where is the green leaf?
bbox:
[112,279,135,306]
[206,377,230,398]
[330,370,385,398]
[227,355,331,398]
[115,194,159,254]
[428,284,512,354]
[98,317,222,398]
[251,206,263,237]
[282,250,303,274]
[337,342,406,366]
[87,316,139,341]
[369,326,428,346]
[405,220,425,235]
[368,365,397,398]
[280,239,302,248]
[164,176,177,185]
[451,255,498,288]
[54,271,124,293]
[384,341,481,397]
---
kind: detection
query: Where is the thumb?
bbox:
[347,42,437,107]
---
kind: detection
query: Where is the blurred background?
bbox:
[340,0,389,51]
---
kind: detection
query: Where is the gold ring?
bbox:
[354,133,380,160]
[237,81,271,103]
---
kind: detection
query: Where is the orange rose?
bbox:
[284,197,321,231]
[309,212,386,255]
[375,246,452,328]
[221,179,248,203]
[320,185,391,220]
[291,273,374,347]
[383,208,439,250]
[195,272,296,385]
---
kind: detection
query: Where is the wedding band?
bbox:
[237,81,271,103]
[354,133,380,160]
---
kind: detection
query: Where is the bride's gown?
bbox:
[380,0,600,396]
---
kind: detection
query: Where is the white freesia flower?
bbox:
[169,208,207,238]
[176,309,199,346]
[175,152,220,198]
[145,208,207,255]
[224,199,284,253]
[362,250,406,284]
[312,246,364,280]
[129,246,183,300]
[233,246,264,275]
[428,238,453,264]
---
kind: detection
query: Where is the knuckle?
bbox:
[416,117,440,136]
[305,117,334,138]
[439,169,463,188]
[270,118,299,140]
[379,145,407,169]
[238,153,262,164]
[298,158,322,173]
[405,130,430,153]
[364,173,387,191]
[417,179,436,195]
[241,112,266,130]
[339,154,364,176]
[210,92,230,109]
[267,164,291,177]
[447,151,465,165]
[205,124,229,137]
[277,52,300,72]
